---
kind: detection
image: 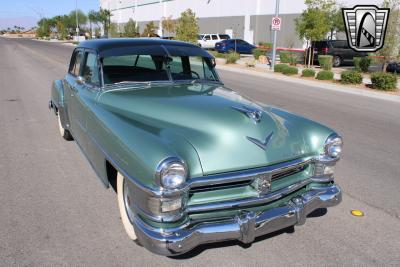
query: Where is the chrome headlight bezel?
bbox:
[324,133,343,159]
[156,157,188,190]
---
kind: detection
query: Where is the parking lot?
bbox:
[0,37,399,266]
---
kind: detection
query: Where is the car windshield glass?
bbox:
[102,54,218,85]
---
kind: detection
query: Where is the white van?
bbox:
[197,34,231,49]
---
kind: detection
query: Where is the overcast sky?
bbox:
[0,0,99,29]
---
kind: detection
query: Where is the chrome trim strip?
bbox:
[187,178,311,213]
[133,184,342,256]
[189,157,313,189]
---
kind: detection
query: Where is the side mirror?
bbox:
[76,76,85,85]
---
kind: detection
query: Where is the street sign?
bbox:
[271,17,281,31]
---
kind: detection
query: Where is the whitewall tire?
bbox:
[117,172,138,241]
[57,114,73,141]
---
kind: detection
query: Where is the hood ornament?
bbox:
[232,105,262,123]
[247,132,274,151]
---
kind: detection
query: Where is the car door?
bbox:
[80,50,107,182]
[203,35,212,48]
[64,49,88,148]
[210,34,219,48]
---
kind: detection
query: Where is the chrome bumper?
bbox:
[133,184,342,256]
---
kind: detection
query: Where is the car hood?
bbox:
[97,83,333,175]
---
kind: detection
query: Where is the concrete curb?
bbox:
[217,65,400,104]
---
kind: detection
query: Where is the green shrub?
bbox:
[274,63,289,73]
[245,59,256,67]
[370,72,398,91]
[302,68,316,77]
[282,66,298,75]
[226,52,240,64]
[208,50,226,58]
[341,71,363,84]
[280,51,297,65]
[253,48,267,60]
[316,70,334,80]
[353,57,362,71]
[258,42,273,48]
[318,55,333,70]
[359,57,371,72]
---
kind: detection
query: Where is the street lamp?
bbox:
[75,0,79,39]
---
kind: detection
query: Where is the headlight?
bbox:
[157,157,187,190]
[324,134,343,158]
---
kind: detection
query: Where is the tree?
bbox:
[98,8,112,36]
[88,10,100,37]
[295,0,336,67]
[141,21,158,37]
[378,0,400,71]
[329,7,345,39]
[162,16,176,36]
[175,9,199,44]
[36,18,51,37]
[123,19,139,37]
[68,9,87,33]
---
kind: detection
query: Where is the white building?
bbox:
[99,0,381,48]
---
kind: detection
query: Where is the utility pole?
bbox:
[75,0,79,39]
[271,0,280,70]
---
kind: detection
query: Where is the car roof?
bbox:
[77,38,212,58]
[78,38,199,51]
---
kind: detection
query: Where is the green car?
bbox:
[49,39,342,256]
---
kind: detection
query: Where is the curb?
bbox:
[217,65,400,104]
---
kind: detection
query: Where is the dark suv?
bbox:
[312,40,368,67]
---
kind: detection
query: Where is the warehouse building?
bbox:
[99,0,380,49]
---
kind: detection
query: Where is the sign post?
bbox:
[270,0,280,70]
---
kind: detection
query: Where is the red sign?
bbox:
[271,17,281,31]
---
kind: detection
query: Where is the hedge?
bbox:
[353,57,362,71]
[280,51,297,65]
[370,72,398,91]
[318,55,333,70]
[226,52,240,64]
[282,66,298,76]
[316,70,334,80]
[274,64,289,73]
[302,68,316,77]
[253,48,267,60]
[341,71,363,84]
[359,57,371,72]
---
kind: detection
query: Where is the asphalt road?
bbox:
[0,37,399,266]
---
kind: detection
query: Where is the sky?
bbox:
[0,0,100,29]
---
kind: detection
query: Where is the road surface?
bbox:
[0,37,399,266]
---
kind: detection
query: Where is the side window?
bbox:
[69,50,83,76]
[83,52,100,85]
[212,35,218,40]
[204,35,211,40]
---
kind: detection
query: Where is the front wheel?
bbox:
[57,114,73,141]
[117,172,138,241]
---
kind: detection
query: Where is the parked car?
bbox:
[215,39,256,54]
[49,38,342,256]
[386,61,400,73]
[197,33,230,49]
[311,40,368,67]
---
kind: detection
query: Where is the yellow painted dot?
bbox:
[351,210,364,217]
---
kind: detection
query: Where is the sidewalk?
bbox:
[217,63,400,104]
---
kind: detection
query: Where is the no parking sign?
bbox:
[271,17,281,31]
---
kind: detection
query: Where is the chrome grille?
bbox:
[188,158,311,195]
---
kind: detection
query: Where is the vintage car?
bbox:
[49,39,342,256]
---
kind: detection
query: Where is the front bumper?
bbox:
[133,184,342,256]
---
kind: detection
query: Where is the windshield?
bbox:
[102,54,219,85]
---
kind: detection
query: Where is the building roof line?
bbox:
[110,0,174,12]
